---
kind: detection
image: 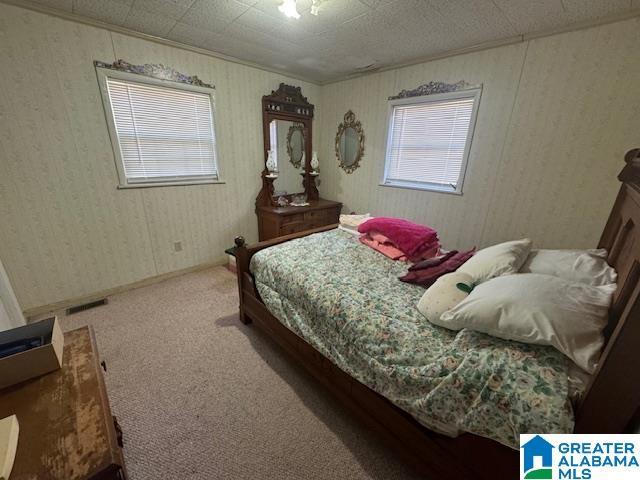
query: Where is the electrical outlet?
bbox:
[173,241,183,252]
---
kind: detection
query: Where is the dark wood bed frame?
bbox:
[234,148,640,479]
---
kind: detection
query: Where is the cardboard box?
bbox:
[0,317,64,390]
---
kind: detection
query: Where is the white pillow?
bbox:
[520,249,617,287]
[435,274,615,373]
[417,272,474,323]
[458,238,532,283]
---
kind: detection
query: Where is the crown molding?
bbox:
[321,9,640,85]
[1,0,639,86]
[0,0,321,85]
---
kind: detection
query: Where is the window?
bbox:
[97,68,220,188]
[382,88,481,194]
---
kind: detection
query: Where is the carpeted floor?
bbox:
[60,267,423,480]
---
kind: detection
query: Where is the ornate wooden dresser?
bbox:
[257,198,342,241]
[255,84,343,241]
[0,325,126,479]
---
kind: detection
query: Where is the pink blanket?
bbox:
[358,217,440,258]
[359,235,407,261]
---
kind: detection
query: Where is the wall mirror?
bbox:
[335,110,364,174]
[269,120,306,196]
[286,124,305,169]
[256,83,318,208]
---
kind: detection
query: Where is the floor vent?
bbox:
[66,298,108,315]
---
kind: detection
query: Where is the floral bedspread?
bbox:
[250,229,575,449]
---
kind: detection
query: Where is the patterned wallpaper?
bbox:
[317,18,640,252]
[0,2,638,311]
[0,3,321,310]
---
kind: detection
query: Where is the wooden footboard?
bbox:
[234,224,339,324]
[233,225,518,479]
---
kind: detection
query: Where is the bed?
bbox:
[234,148,640,479]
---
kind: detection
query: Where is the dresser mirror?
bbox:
[287,124,305,168]
[269,120,306,196]
[335,110,365,174]
[256,83,318,207]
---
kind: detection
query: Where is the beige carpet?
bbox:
[60,267,423,480]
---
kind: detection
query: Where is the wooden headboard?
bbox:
[575,148,640,433]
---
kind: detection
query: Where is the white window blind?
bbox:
[104,76,218,185]
[383,89,480,194]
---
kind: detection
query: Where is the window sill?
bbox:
[379,181,463,196]
[117,179,225,189]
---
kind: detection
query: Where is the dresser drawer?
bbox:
[280,222,311,235]
[281,213,304,225]
[304,210,331,223]
[257,199,342,241]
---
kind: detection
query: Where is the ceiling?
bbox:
[18,0,640,82]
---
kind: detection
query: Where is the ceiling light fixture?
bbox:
[278,0,301,19]
[310,0,321,15]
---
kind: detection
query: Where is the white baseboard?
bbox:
[25,257,228,321]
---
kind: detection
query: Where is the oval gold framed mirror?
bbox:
[335,110,364,174]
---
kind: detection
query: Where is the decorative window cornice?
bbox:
[388,80,470,100]
[94,59,214,89]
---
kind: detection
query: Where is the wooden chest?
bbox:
[257,198,342,241]
[0,326,126,480]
